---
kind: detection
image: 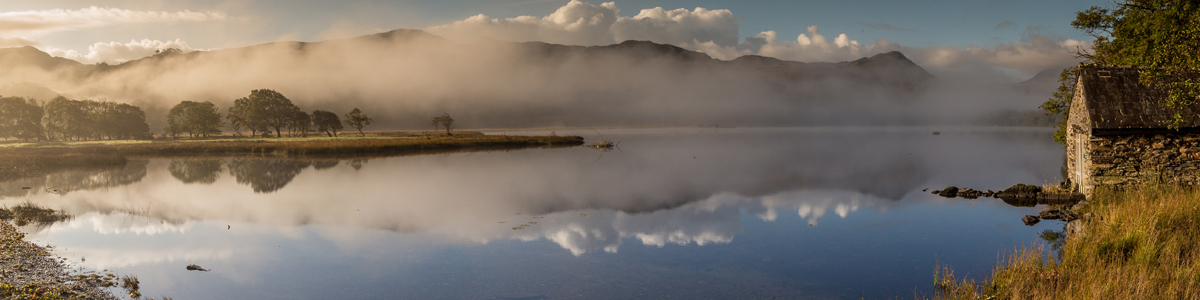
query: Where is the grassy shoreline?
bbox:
[934,184,1200,299]
[0,132,583,181]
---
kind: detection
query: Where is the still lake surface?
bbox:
[5,127,1068,299]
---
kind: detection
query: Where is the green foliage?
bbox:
[99,102,152,140]
[164,101,223,138]
[41,97,150,141]
[1069,0,1200,129]
[226,97,259,137]
[433,113,455,135]
[290,110,313,137]
[1041,67,1079,144]
[0,96,44,141]
[41,97,90,141]
[228,89,300,138]
[342,108,373,137]
[312,110,342,137]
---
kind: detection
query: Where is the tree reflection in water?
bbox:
[0,160,149,198]
[312,160,339,170]
[168,159,224,184]
[227,159,313,193]
[348,159,366,170]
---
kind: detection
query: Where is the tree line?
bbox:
[0,88,455,142]
[166,89,375,138]
[0,95,151,141]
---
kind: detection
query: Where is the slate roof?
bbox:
[1081,66,1200,130]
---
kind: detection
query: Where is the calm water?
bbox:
[5,128,1068,299]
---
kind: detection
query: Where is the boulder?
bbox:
[1022,215,1040,226]
[937,186,959,198]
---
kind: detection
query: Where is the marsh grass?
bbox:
[0,203,73,227]
[933,184,1200,299]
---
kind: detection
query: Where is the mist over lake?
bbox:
[5,128,1069,299]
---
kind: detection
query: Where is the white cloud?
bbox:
[752,26,900,62]
[0,6,225,48]
[43,39,196,64]
[612,6,739,47]
[426,0,1084,76]
[427,0,738,47]
[427,0,620,46]
[0,6,225,35]
[907,35,1089,75]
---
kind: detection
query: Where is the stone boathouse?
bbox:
[1066,66,1200,195]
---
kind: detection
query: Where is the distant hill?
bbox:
[1015,67,1068,96]
[0,29,941,129]
[0,82,61,101]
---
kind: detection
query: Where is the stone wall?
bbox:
[1086,133,1200,189]
[1066,76,1091,194]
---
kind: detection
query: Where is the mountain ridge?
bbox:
[0,28,943,129]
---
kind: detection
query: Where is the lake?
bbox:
[4,127,1068,299]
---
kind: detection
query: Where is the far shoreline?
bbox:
[0,131,583,182]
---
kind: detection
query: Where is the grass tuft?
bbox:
[932,184,1200,299]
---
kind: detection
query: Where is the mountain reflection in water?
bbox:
[3,128,1067,299]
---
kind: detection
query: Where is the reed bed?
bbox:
[932,184,1200,299]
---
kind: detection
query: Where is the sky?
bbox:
[0,0,1109,78]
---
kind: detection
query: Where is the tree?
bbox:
[429,117,440,132]
[312,110,342,137]
[342,108,373,137]
[1047,0,1200,133]
[42,96,92,141]
[226,99,250,137]
[230,89,300,138]
[0,96,44,141]
[290,110,313,137]
[435,113,455,135]
[164,101,223,138]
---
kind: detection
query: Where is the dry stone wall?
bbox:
[1086,133,1200,188]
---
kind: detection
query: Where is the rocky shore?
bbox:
[931,184,1089,227]
[0,221,118,299]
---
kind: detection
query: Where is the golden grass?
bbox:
[933,184,1200,299]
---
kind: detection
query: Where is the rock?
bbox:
[957,188,981,199]
[1070,200,1089,211]
[937,186,959,198]
[1003,184,1042,194]
[1038,209,1065,220]
[1038,208,1079,221]
[186,264,210,272]
[1022,215,1040,226]
[931,190,940,195]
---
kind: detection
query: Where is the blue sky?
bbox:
[0,0,1110,77]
